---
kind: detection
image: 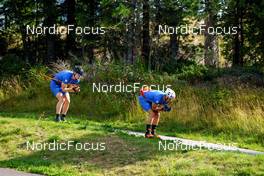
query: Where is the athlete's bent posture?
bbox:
[50,66,83,122]
[138,88,176,138]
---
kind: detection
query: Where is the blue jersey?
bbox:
[50,70,80,96]
[143,90,167,105]
[54,70,80,85]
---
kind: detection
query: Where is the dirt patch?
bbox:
[89,135,141,169]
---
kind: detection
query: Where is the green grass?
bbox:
[0,114,264,176]
[1,75,264,138]
[1,65,264,142]
[1,66,264,175]
[105,120,264,152]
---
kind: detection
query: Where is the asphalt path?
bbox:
[0,168,42,176]
[121,130,264,155]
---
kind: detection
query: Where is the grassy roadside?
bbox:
[1,80,264,153]
[1,66,264,136]
[0,114,264,176]
[106,120,264,152]
[1,112,264,152]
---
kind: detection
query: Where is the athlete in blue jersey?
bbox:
[138,87,176,138]
[50,66,84,122]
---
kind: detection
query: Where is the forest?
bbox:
[0,0,264,71]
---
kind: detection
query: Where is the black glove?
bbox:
[163,104,171,112]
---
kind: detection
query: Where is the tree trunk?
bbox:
[86,0,96,65]
[204,17,219,66]
[152,0,161,71]
[43,0,57,63]
[65,0,76,56]
[232,1,243,66]
[142,0,150,70]
[204,0,219,67]
[126,0,136,64]
[34,0,39,63]
[170,33,178,61]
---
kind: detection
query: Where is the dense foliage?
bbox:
[0,0,263,73]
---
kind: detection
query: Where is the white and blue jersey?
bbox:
[138,90,167,111]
